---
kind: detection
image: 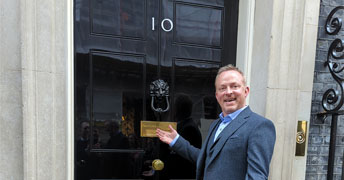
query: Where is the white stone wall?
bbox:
[0,0,23,179]
[21,0,70,179]
[0,0,70,179]
[248,0,320,179]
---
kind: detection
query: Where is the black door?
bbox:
[74,0,238,179]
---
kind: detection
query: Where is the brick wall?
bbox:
[306,0,344,180]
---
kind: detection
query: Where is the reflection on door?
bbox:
[74,0,238,179]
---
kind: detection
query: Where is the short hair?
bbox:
[215,64,246,86]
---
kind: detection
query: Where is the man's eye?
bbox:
[232,85,239,89]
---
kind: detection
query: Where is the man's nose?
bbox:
[224,87,232,94]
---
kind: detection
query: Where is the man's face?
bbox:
[81,122,90,138]
[215,70,249,117]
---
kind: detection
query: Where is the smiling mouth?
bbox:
[224,99,235,103]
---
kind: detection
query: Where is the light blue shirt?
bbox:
[170,133,180,147]
[170,106,247,147]
[214,106,247,141]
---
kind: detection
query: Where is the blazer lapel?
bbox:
[206,107,252,167]
[196,119,221,179]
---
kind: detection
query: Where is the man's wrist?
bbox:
[169,134,180,147]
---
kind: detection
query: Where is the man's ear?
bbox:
[245,86,250,96]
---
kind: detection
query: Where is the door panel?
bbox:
[91,0,146,39]
[174,2,223,48]
[74,0,238,179]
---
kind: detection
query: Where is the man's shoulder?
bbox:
[246,108,274,126]
[245,110,276,140]
[250,111,269,121]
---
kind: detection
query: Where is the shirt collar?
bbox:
[219,105,248,123]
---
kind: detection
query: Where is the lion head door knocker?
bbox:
[150,79,170,113]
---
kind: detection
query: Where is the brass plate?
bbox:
[140,121,177,137]
[295,120,307,156]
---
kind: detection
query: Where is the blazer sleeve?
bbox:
[171,135,201,164]
[246,119,276,180]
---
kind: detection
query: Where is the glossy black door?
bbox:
[74,0,238,179]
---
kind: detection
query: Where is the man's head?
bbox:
[80,121,90,139]
[215,65,249,116]
[105,120,120,135]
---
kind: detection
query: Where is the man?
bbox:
[76,121,90,180]
[156,64,276,180]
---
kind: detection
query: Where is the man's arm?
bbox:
[170,135,200,164]
[156,125,200,164]
[246,119,276,180]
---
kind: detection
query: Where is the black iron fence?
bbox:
[317,6,344,180]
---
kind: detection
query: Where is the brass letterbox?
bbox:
[140,121,177,137]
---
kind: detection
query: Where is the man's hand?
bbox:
[156,125,177,145]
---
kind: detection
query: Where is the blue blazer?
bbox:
[172,106,276,180]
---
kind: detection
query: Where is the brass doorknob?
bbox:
[152,159,164,171]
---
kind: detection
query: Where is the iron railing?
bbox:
[317,5,344,180]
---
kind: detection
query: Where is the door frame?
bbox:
[67,0,74,179]
[66,0,256,179]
